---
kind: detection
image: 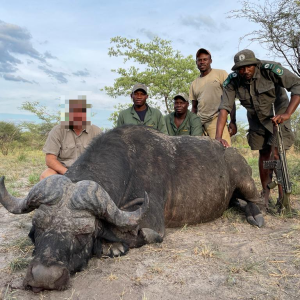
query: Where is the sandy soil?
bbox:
[0,193,299,300]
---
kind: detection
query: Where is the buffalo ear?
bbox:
[92,238,102,258]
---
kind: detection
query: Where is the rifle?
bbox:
[263,104,292,213]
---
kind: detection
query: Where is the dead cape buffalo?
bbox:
[0,125,264,292]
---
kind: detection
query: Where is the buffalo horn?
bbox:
[0,175,71,214]
[71,181,149,228]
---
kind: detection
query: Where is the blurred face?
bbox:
[238,65,256,81]
[196,53,212,73]
[69,104,87,126]
[174,97,188,114]
[131,90,148,108]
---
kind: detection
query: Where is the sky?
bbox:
[0,0,277,128]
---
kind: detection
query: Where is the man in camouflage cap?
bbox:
[117,83,168,134]
[165,93,202,136]
[215,49,300,209]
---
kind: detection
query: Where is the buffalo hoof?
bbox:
[246,213,264,228]
[245,202,264,227]
[102,242,129,257]
[140,228,163,244]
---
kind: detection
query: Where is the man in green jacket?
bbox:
[165,93,203,136]
[117,83,168,134]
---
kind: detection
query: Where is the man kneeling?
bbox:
[40,98,101,180]
[165,93,202,136]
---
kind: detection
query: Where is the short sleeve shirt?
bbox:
[189,69,228,124]
[43,124,102,167]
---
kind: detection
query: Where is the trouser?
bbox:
[203,116,231,146]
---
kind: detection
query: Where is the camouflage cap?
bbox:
[173,93,189,102]
[132,83,147,94]
[196,48,211,58]
[232,49,261,70]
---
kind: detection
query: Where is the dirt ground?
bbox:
[0,191,299,300]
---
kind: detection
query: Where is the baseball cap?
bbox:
[173,93,189,102]
[232,49,261,70]
[132,83,147,94]
[196,48,211,58]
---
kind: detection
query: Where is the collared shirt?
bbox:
[189,69,228,124]
[164,110,203,136]
[219,61,300,133]
[117,104,168,134]
[43,124,102,167]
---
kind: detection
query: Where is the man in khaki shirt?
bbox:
[189,48,236,145]
[40,99,101,180]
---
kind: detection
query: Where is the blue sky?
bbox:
[0,0,276,128]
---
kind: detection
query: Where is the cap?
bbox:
[196,48,211,58]
[232,49,261,70]
[173,93,189,102]
[132,83,147,94]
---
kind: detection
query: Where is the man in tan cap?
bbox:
[215,49,300,209]
[165,93,202,136]
[117,83,168,134]
[189,48,237,145]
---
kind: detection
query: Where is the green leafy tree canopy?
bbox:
[103,36,199,114]
[229,0,300,76]
[20,101,60,125]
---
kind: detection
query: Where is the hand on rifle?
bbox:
[271,113,291,125]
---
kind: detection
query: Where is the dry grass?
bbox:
[0,237,33,273]
[0,150,44,197]
[107,272,118,281]
[193,244,216,258]
[0,148,300,299]
[9,257,30,272]
[2,284,17,300]
[222,207,244,224]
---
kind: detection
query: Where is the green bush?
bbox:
[0,122,22,155]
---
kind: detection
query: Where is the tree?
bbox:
[103,36,199,114]
[0,122,22,155]
[231,121,249,147]
[290,107,300,150]
[20,100,61,136]
[18,101,60,148]
[20,101,60,126]
[229,0,300,76]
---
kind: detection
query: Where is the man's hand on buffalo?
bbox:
[215,137,230,148]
